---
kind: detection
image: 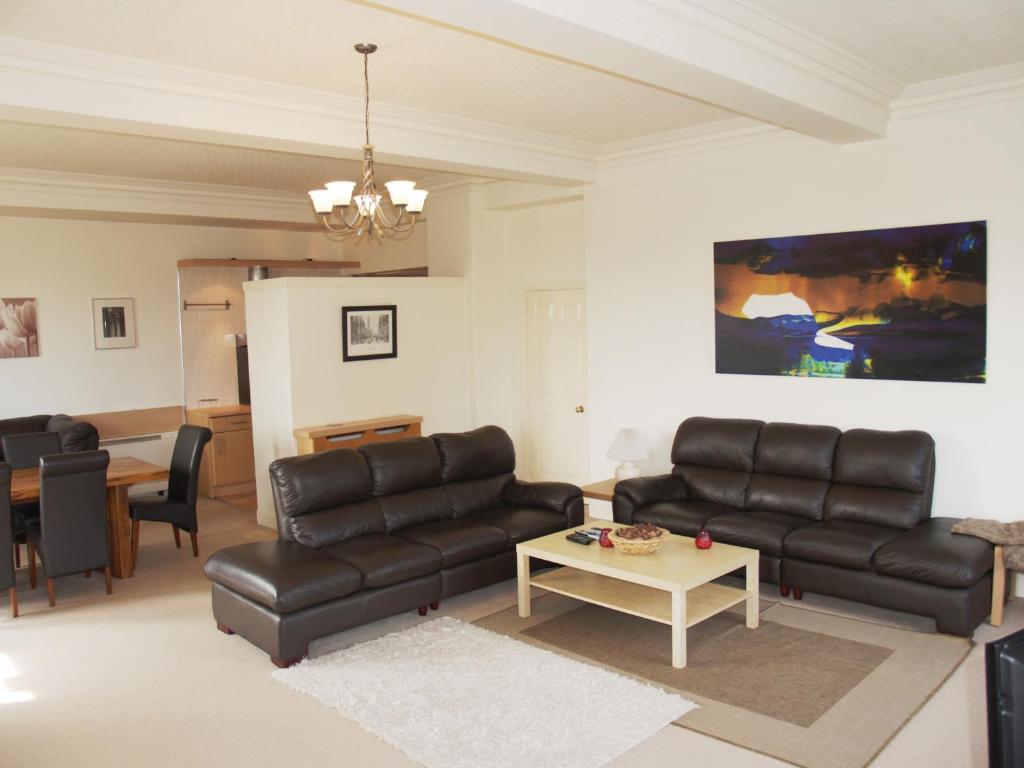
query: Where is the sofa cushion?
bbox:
[784,520,902,571]
[377,486,453,532]
[470,506,566,544]
[746,474,830,521]
[671,417,762,508]
[704,510,816,557]
[833,429,934,493]
[445,473,514,517]
[324,534,443,588]
[396,519,509,568]
[361,438,443,496]
[46,414,99,454]
[754,422,840,481]
[873,517,994,589]
[634,500,737,537]
[825,484,929,530]
[432,426,515,483]
[203,541,363,614]
[0,415,50,460]
[269,449,383,546]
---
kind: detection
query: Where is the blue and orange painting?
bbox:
[714,221,986,383]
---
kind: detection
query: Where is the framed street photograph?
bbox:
[342,305,397,361]
[93,298,137,349]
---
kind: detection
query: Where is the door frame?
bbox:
[519,281,588,484]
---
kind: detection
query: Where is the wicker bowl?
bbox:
[608,527,669,555]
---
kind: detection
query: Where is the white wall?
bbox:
[585,95,1024,522]
[245,277,472,527]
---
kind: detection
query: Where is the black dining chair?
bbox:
[130,425,211,569]
[27,451,112,606]
[1,431,62,568]
[1,463,16,618]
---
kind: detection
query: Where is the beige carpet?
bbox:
[477,595,970,768]
[0,498,1017,768]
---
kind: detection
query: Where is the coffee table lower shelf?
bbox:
[529,567,747,628]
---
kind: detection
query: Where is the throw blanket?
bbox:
[952,518,1024,570]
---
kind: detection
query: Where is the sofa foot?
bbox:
[417,605,428,616]
[216,622,235,635]
[780,584,790,597]
[430,601,439,611]
[271,655,304,669]
[793,589,803,600]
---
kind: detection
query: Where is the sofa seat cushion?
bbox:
[324,534,443,588]
[784,520,901,571]
[470,506,566,544]
[634,500,737,537]
[873,517,994,589]
[704,511,816,557]
[203,541,363,614]
[395,519,509,568]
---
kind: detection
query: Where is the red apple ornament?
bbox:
[695,529,712,549]
[599,528,614,548]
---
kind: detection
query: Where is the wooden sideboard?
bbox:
[293,415,423,455]
[186,405,256,498]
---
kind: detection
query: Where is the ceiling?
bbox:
[0,0,736,144]
[0,121,440,192]
[745,0,1024,83]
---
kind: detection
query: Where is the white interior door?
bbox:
[525,289,588,485]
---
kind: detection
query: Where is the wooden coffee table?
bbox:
[516,526,759,668]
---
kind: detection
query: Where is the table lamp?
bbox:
[607,428,648,480]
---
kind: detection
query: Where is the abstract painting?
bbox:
[0,298,38,358]
[714,221,986,383]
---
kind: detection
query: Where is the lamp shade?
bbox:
[406,188,428,213]
[308,189,334,213]
[325,180,356,207]
[385,180,416,206]
[606,429,648,462]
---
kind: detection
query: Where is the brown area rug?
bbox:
[476,594,971,768]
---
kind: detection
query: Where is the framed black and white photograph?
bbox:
[342,305,397,361]
[92,298,137,350]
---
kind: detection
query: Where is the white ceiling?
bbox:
[745,0,1024,83]
[0,0,736,144]
[0,121,440,192]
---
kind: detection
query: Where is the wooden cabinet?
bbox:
[187,405,256,498]
[293,415,423,455]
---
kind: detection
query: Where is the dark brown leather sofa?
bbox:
[204,426,583,666]
[613,417,994,636]
[0,414,99,460]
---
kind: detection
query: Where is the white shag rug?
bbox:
[273,616,697,768]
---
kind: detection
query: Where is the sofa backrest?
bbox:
[269,448,384,547]
[669,417,935,528]
[0,414,99,461]
[0,415,50,461]
[359,437,451,532]
[670,417,762,507]
[747,422,841,520]
[432,426,515,517]
[825,429,935,529]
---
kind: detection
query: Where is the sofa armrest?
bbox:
[47,414,99,453]
[613,474,688,525]
[204,540,363,614]
[504,479,584,528]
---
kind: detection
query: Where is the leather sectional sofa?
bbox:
[204,426,583,666]
[0,414,99,460]
[613,417,994,636]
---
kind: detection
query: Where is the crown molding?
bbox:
[0,36,598,185]
[891,62,1024,118]
[0,167,316,224]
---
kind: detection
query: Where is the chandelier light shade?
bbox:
[308,43,427,240]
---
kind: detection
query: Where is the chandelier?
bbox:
[308,43,427,240]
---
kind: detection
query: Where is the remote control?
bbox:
[565,532,594,545]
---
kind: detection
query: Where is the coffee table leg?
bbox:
[671,591,686,668]
[517,550,531,618]
[746,556,759,629]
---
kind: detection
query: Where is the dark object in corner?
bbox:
[987,628,1024,768]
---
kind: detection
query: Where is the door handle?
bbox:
[575,405,585,413]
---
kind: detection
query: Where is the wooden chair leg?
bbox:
[46,578,56,607]
[417,606,428,616]
[131,519,140,570]
[27,540,36,589]
[13,543,20,568]
[190,531,198,558]
[780,584,790,597]
[793,588,803,600]
[173,526,181,549]
[430,602,439,611]
[992,545,1006,627]
[103,566,112,595]
[8,587,17,619]
[84,570,91,578]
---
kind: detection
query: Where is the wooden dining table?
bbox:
[11,456,170,579]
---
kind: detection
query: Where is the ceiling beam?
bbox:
[0,36,598,185]
[361,0,904,143]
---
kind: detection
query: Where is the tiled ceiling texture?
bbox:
[0,0,737,144]
[745,0,1024,83]
[0,121,441,192]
